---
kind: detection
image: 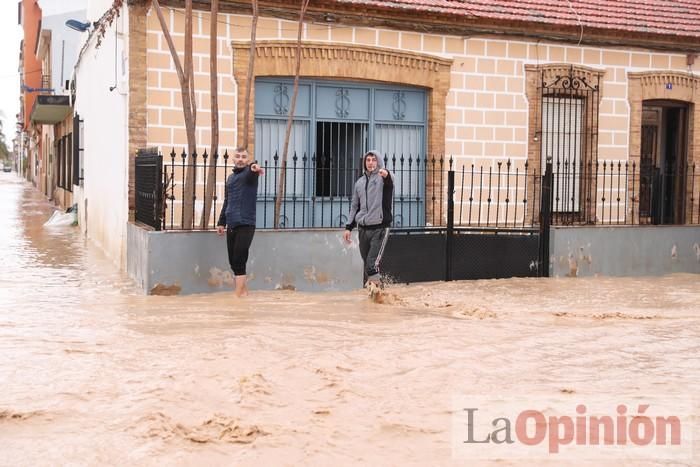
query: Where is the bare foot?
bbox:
[234,275,248,298]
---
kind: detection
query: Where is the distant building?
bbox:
[17,0,86,209]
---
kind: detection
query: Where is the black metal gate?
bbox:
[380,229,448,283]
[135,149,163,230]
[381,228,543,284]
[381,168,553,283]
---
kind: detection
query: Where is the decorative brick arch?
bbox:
[628,71,699,165]
[628,71,700,222]
[231,40,453,158]
[525,63,605,174]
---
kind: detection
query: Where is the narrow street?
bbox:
[1,172,698,465]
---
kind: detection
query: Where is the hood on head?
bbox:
[363,149,384,172]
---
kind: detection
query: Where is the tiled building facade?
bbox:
[129,1,700,227]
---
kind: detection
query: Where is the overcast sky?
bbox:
[0,1,22,143]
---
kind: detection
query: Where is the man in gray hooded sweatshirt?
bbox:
[343,150,394,287]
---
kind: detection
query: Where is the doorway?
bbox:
[639,101,689,224]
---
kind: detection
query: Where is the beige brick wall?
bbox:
[146,8,238,149]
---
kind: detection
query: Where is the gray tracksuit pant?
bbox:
[358,227,390,284]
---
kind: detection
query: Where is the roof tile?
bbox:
[332,0,700,39]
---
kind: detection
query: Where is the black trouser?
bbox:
[358,226,390,284]
[226,225,256,276]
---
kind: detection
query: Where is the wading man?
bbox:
[217,147,264,297]
[343,150,394,292]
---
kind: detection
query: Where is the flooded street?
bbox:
[1,172,698,466]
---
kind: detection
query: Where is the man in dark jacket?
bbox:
[343,149,394,288]
[216,147,264,297]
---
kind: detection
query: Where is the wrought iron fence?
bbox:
[160,149,446,230]
[453,160,542,229]
[544,158,700,226]
[141,147,700,230]
[452,157,700,228]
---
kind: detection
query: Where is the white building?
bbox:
[73,0,130,267]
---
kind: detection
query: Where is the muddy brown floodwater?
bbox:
[1,172,698,466]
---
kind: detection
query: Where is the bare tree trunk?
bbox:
[200,0,219,229]
[152,0,197,228]
[185,0,197,132]
[241,0,259,150]
[182,0,196,229]
[273,0,309,229]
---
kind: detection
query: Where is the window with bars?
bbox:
[540,96,584,212]
[538,68,600,221]
[315,121,367,197]
[253,78,427,227]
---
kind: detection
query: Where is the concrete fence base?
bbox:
[549,226,700,277]
[127,223,364,295]
[127,223,700,295]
